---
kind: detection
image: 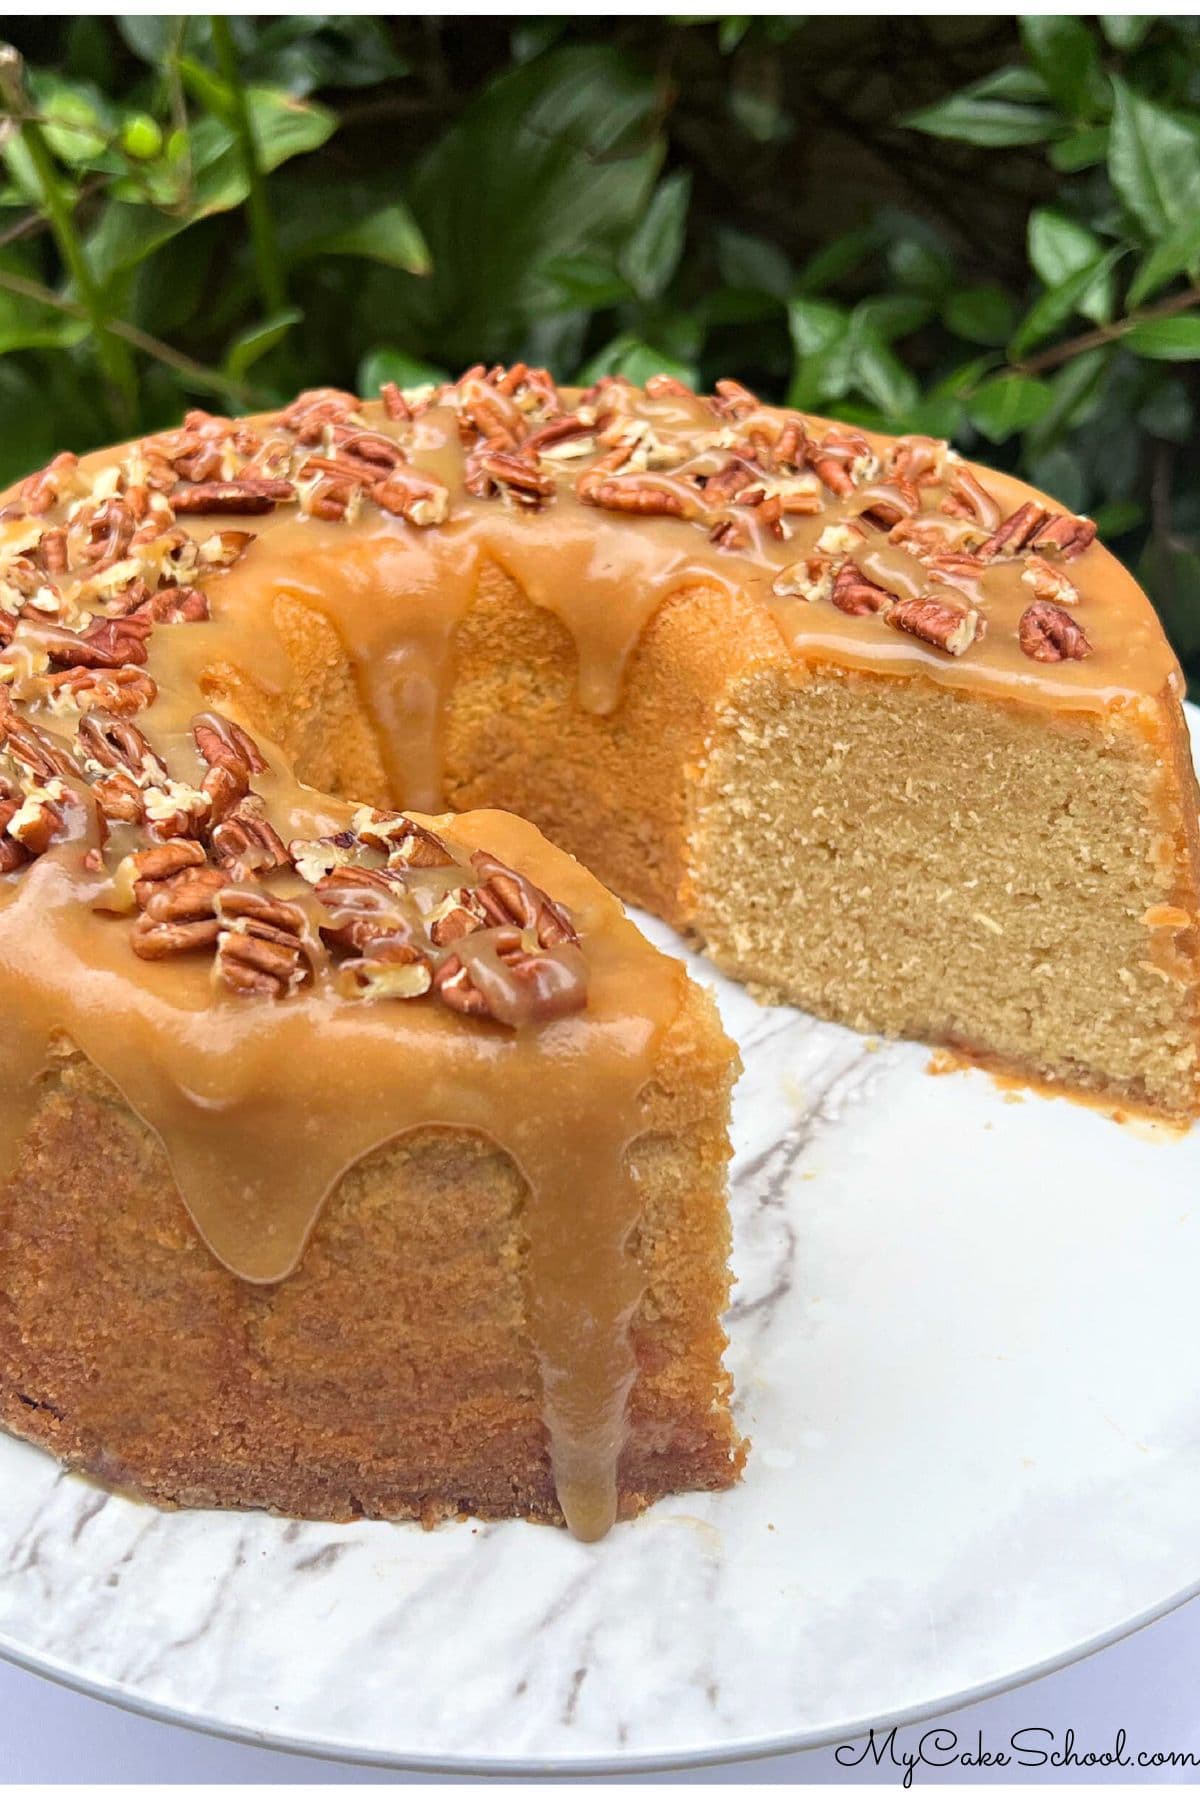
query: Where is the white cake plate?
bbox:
[1,715,1199,1775]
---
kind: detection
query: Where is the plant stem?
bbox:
[210,17,286,314]
[0,268,261,407]
[0,47,138,429]
[1014,283,1200,377]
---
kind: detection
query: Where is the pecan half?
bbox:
[466,447,554,505]
[977,502,1050,560]
[215,889,311,996]
[77,711,164,784]
[1018,601,1091,663]
[940,466,1001,531]
[831,560,892,617]
[433,927,588,1026]
[1031,512,1096,560]
[131,866,226,959]
[192,711,267,825]
[170,479,296,515]
[211,796,290,880]
[381,380,409,421]
[470,851,578,948]
[576,470,701,518]
[886,595,982,656]
[45,615,153,670]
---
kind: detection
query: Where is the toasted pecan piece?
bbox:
[1018,601,1091,662]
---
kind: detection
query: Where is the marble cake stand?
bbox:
[2,720,1199,1774]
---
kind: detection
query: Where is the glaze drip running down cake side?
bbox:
[1,368,1198,1536]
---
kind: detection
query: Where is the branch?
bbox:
[0,268,262,407]
[1013,283,1200,377]
[0,46,139,429]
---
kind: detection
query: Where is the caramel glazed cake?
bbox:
[1,367,1199,1541]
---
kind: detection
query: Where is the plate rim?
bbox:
[2,1557,1198,1775]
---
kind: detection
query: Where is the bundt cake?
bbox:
[1,367,1197,1537]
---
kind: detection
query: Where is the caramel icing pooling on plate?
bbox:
[0,370,1184,1534]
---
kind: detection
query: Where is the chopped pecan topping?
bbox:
[940,466,1001,532]
[77,711,163,783]
[576,470,701,518]
[371,465,450,527]
[470,851,579,948]
[171,479,296,515]
[211,796,290,881]
[886,595,983,656]
[131,865,226,959]
[855,479,919,530]
[192,711,267,825]
[1030,512,1096,560]
[215,889,312,996]
[1021,554,1079,607]
[20,452,82,515]
[381,380,409,422]
[1018,601,1092,663]
[977,501,1050,559]
[43,615,154,670]
[466,447,555,505]
[831,560,893,617]
[126,838,208,908]
[43,666,156,716]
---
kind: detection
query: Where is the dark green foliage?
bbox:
[1,17,1198,684]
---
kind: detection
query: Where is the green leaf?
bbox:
[968,373,1055,442]
[819,304,919,418]
[1108,78,1200,239]
[26,72,113,167]
[943,284,1017,346]
[795,226,877,295]
[1019,17,1106,121]
[1023,346,1112,455]
[787,296,846,358]
[1122,315,1200,360]
[0,263,88,355]
[408,48,662,361]
[1009,248,1124,358]
[1091,498,1144,538]
[1127,215,1200,307]
[1049,126,1109,172]
[1028,209,1104,287]
[316,203,431,275]
[224,308,302,381]
[854,294,931,343]
[357,349,450,397]
[543,254,631,308]
[1102,17,1153,51]
[87,88,336,288]
[240,85,337,175]
[903,70,1063,147]
[619,171,691,302]
[886,235,954,299]
[1027,208,1113,324]
[716,227,793,299]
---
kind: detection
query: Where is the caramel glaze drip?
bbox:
[0,371,1185,1536]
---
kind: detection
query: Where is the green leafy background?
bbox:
[1,16,1198,686]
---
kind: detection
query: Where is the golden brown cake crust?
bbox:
[2,368,1199,1539]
